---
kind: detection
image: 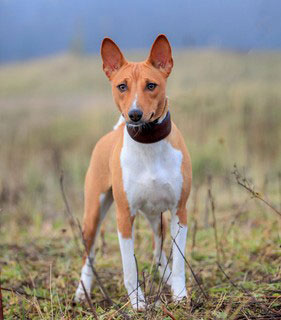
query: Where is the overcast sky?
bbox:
[0,0,281,62]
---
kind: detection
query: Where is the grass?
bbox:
[0,49,281,319]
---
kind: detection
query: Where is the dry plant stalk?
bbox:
[0,286,50,301]
[278,172,281,211]
[207,179,221,263]
[133,254,139,311]
[217,263,281,317]
[232,164,281,218]
[191,184,200,249]
[80,280,98,320]
[59,172,131,320]
[171,233,208,300]
[0,281,4,320]
[162,305,176,320]
[59,171,82,252]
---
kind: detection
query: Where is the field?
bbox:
[1,50,281,319]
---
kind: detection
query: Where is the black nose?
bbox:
[128,109,143,122]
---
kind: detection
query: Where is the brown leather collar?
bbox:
[126,111,171,144]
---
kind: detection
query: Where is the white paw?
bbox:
[74,285,89,302]
[171,277,187,301]
[172,290,187,302]
[131,299,146,311]
[129,291,146,311]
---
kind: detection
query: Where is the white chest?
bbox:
[120,128,183,215]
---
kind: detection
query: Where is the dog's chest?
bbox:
[120,129,183,215]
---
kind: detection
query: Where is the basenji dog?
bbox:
[75,34,192,310]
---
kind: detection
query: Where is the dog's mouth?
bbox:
[126,120,146,128]
[126,112,156,128]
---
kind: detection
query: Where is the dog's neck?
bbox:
[126,111,171,144]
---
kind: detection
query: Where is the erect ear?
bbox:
[101,38,127,79]
[147,34,173,77]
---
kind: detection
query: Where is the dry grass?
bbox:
[0,50,281,319]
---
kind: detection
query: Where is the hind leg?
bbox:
[75,188,113,301]
[146,213,172,285]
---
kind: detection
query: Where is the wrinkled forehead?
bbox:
[111,62,165,84]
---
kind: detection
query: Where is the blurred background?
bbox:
[1,1,281,318]
[1,0,281,251]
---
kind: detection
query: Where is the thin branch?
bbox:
[208,180,221,262]
[76,219,114,306]
[147,213,164,303]
[134,254,139,311]
[162,305,176,320]
[80,280,98,320]
[0,286,50,301]
[191,219,198,250]
[232,164,281,218]
[278,172,281,211]
[59,172,130,319]
[152,227,181,308]
[171,235,208,300]
[60,171,112,304]
[217,262,281,317]
[0,282,4,320]
[59,172,82,253]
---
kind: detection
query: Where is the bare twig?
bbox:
[204,176,212,228]
[278,172,281,211]
[142,271,147,305]
[108,300,131,320]
[147,213,164,302]
[171,235,208,300]
[59,172,82,253]
[59,173,130,319]
[80,280,98,320]
[191,184,199,249]
[0,281,4,320]
[162,305,176,320]
[60,172,112,303]
[204,196,210,228]
[149,218,181,312]
[232,164,281,218]
[0,286,50,301]
[76,219,114,305]
[134,254,139,311]
[208,179,221,262]
[191,219,198,250]
[152,240,173,309]
[217,262,281,316]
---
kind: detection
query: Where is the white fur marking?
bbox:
[118,231,145,309]
[130,94,138,110]
[171,214,188,300]
[120,127,183,216]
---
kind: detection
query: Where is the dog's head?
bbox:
[101,35,173,126]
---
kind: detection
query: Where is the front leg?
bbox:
[116,207,145,310]
[171,208,188,301]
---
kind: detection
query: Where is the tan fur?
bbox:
[166,123,192,225]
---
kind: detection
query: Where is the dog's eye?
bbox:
[117,83,128,92]
[146,83,157,91]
